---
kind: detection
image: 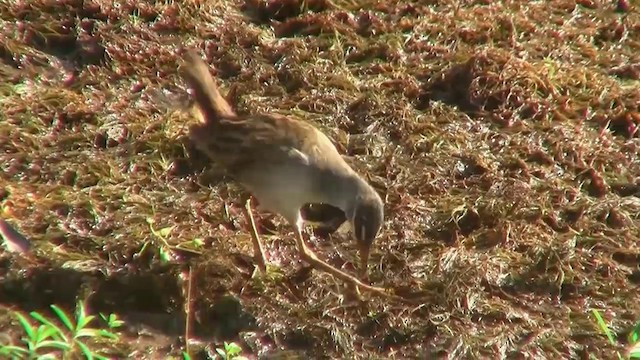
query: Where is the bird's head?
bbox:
[349,186,384,279]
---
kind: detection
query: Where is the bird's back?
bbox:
[191,113,354,221]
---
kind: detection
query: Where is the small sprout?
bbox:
[159,246,173,263]
[215,341,244,360]
[100,313,124,329]
[0,300,120,358]
[629,321,640,344]
[629,321,640,359]
[175,238,205,254]
[145,217,177,263]
[591,309,616,345]
[191,238,204,247]
[147,218,175,239]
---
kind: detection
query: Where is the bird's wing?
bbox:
[188,112,347,174]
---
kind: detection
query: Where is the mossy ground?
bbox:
[1,0,640,358]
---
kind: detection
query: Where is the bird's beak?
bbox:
[358,243,371,281]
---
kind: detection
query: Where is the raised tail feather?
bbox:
[181,51,236,123]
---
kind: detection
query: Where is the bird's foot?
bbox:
[293,227,400,301]
[297,248,391,297]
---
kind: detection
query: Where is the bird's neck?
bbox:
[323,172,371,218]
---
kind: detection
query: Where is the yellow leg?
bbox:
[293,225,393,298]
[244,198,267,273]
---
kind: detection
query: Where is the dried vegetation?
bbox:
[1,0,640,358]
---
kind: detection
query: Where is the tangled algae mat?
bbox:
[1,0,640,358]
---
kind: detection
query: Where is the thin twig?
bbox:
[184,266,193,356]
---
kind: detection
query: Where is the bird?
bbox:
[179,50,388,295]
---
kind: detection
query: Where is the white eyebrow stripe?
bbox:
[286,147,310,165]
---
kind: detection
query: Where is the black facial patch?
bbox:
[353,200,383,247]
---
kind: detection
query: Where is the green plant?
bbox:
[591,309,640,360]
[629,320,640,359]
[216,341,244,360]
[99,313,124,330]
[132,218,175,263]
[0,300,122,359]
[137,218,205,263]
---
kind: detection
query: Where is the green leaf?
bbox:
[15,312,35,339]
[108,316,124,329]
[182,351,192,360]
[147,217,174,239]
[75,328,101,339]
[36,354,58,360]
[136,241,150,257]
[216,347,226,358]
[157,226,174,238]
[0,345,29,356]
[97,329,118,340]
[159,247,171,263]
[30,312,67,342]
[100,313,123,329]
[224,342,242,356]
[630,321,640,344]
[50,305,74,332]
[75,301,89,328]
[34,324,61,343]
[76,341,95,359]
[19,337,36,352]
[76,314,95,332]
[591,309,616,345]
[629,339,640,358]
[33,339,72,351]
[76,300,86,318]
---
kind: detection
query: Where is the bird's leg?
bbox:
[292,222,391,298]
[243,198,267,273]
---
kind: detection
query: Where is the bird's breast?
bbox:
[238,162,320,223]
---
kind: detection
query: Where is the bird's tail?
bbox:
[180,51,236,123]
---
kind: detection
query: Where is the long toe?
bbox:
[299,248,320,262]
